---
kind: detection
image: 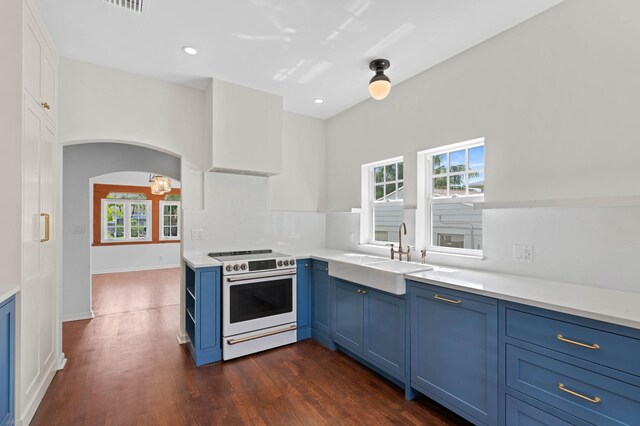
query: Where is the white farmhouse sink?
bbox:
[328,256,433,295]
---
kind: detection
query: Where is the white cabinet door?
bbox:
[21,95,57,414]
[23,3,57,127]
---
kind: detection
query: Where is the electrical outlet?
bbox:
[191,229,204,240]
[513,244,533,263]
[72,225,85,234]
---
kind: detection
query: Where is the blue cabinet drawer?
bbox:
[505,395,586,426]
[506,345,640,426]
[506,308,640,377]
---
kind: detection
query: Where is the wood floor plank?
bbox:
[31,269,470,426]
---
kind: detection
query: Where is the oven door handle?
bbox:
[226,324,297,345]
[226,270,297,282]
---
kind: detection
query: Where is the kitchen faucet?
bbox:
[390,222,411,261]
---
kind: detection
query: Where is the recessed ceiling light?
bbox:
[182,46,198,55]
[314,98,324,104]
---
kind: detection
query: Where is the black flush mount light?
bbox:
[368,59,391,100]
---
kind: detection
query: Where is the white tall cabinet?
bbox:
[19,1,62,424]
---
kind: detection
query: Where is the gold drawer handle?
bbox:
[41,102,51,110]
[356,289,368,294]
[434,294,461,305]
[40,213,50,242]
[556,334,600,350]
[558,383,601,404]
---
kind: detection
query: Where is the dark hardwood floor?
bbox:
[32,269,470,425]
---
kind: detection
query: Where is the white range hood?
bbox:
[207,79,283,177]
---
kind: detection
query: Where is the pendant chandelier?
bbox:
[149,174,172,195]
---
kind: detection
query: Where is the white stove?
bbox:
[208,249,297,360]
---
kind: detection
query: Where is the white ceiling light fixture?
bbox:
[182,46,198,55]
[368,59,391,100]
[314,98,324,104]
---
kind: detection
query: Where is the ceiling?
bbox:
[33,0,563,119]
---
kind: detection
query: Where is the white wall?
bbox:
[89,171,181,274]
[270,112,326,212]
[0,0,23,289]
[325,0,640,293]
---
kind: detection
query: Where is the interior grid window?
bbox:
[370,159,404,244]
[159,201,180,240]
[426,139,484,254]
[101,199,152,243]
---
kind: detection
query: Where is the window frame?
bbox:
[360,156,404,246]
[159,200,181,241]
[101,199,152,243]
[418,138,485,257]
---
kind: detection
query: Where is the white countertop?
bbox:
[182,247,640,330]
[406,267,640,330]
[183,252,222,269]
[0,283,20,304]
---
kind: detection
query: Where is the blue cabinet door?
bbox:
[332,278,364,354]
[409,282,498,426]
[0,297,15,426]
[364,290,405,381]
[311,260,331,338]
[296,260,312,340]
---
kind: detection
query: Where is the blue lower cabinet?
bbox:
[331,278,406,383]
[0,296,15,426]
[363,289,406,380]
[408,281,498,426]
[296,259,312,341]
[332,279,364,353]
[185,265,221,366]
[311,260,332,348]
[505,395,582,426]
[505,345,640,426]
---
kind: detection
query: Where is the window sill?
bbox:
[426,250,484,260]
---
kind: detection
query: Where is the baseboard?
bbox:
[16,360,58,426]
[176,332,189,344]
[57,353,68,370]
[62,310,94,322]
[91,264,180,275]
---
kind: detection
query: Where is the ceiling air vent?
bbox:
[106,0,144,14]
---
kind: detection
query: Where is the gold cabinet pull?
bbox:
[40,213,50,242]
[558,383,601,404]
[41,102,51,110]
[434,294,461,305]
[556,334,600,350]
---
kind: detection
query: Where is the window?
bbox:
[101,199,152,243]
[361,157,404,244]
[420,138,484,255]
[159,201,180,240]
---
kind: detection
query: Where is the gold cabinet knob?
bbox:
[41,102,51,110]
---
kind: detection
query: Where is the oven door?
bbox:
[223,270,297,337]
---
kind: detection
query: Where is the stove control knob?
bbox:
[233,264,240,271]
[277,260,283,267]
[284,260,290,266]
[240,263,247,270]
[225,265,232,272]
[290,259,295,266]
